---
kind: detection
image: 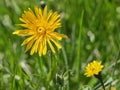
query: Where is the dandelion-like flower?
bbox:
[13,6,67,56]
[84,60,104,77]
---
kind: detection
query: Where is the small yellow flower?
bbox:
[84,60,104,77]
[13,6,67,56]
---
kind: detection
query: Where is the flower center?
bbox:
[37,26,46,35]
[91,68,95,72]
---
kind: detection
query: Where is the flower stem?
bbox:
[95,73,105,90]
[62,47,70,90]
[100,78,106,90]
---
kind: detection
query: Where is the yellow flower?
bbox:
[13,6,67,56]
[84,60,104,77]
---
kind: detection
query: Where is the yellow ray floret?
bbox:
[13,6,67,56]
[84,60,104,77]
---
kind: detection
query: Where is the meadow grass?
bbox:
[0,0,120,90]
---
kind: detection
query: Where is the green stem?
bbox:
[36,56,43,90]
[95,73,105,90]
[39,57,43,73]
[46,51,53,83]
[46,51,57,89]
[100,79,105,90]
[77,10,84,81]
[112,49,120,76]
[62,47,69,90]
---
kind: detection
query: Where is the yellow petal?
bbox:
[50,12,60,22]
[43,6,47,19]
[25,39,34,52]
[34,6,39,18]
[47,10,53,21]
[38,41,43,56]
[48,12,61,29]
[12,30,34,36]
[47,39,55,53]
[48,22,61,31]
[42,38,47,55]
[30,36,42,55]
[21,9,37,24]
[18,24,34,29]
[35,6,42,19]
[21,35,36,46]
[50,38,61,49]
[49,32,68,40]
[19,18,26,23]
[30,40,38,55]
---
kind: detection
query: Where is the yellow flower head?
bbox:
[84,60,104,77]
[13,6,67,56]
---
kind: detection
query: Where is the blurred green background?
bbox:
[0,0,120,90]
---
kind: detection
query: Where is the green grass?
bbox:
[1,0,120,90]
